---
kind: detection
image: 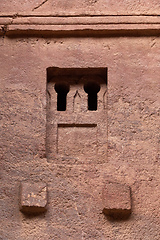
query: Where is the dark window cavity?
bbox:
[55,83,69,111]
[84,82,100,110]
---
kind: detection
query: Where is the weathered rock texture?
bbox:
[0,1,160,240]
[102,182,131,218]
[0,0,160,15]
[20,182,47,214]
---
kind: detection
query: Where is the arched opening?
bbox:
[84,82,100,110]
[55,83,69,111]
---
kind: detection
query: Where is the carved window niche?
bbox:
[46,67,108,164]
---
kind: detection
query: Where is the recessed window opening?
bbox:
[55,83,69,111]
[84,82,100,110]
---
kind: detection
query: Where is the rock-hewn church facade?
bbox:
[0,1,160,239]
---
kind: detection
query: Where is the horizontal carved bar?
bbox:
[0,15,160,36]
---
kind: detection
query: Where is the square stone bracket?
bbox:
[20,182,47,214]
[102,182,131,219]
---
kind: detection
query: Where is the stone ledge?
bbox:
[5,24,160,37]
[0,15,160,36]
[1,15,160,24]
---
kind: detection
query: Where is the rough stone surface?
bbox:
[0,1,160,239]
[102,182,131,218]
[0,34,160,240]
[0,0,160,15]
[20,182,47,214]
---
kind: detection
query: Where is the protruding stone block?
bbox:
[20,182,47,214]
[102,182,131,218]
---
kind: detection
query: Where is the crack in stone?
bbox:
[1,25,7,36]
[32,0,49,11]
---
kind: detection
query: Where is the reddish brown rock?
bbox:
[20,182,47,214]
[0,0,160,15]
[0,1,160,239]
[102,182,131,218]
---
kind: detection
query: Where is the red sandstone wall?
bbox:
[0,36,159,240]
[0,0,160,15]
[0,1,160,240]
